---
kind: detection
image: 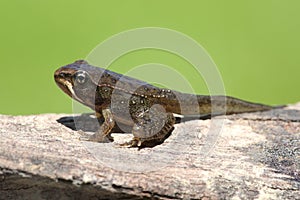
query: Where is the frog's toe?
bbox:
[77,130,89,140]
[79,135,92,142]
[79,136,90,141]
[117,138,142,148]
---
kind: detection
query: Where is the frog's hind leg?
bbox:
[120,106,175,148]
[135,114,175,148]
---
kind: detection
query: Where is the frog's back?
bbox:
[65,60,166,98]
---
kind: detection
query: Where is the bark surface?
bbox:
[0,103,300,199]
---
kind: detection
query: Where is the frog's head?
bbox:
[54,60,100,108]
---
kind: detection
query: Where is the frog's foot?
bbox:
[117,138,141,148]
[117,132,173,148]
[78,130,114,143]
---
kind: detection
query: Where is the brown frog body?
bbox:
[54,60,274,147]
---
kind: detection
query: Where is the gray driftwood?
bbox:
[0,103,300,199]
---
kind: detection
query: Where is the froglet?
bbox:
[54,60,276,147]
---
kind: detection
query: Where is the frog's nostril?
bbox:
[54,71,67,80]
[57,72,66,78]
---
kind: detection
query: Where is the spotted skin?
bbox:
[54,60,275,147]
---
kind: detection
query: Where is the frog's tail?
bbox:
[196,95,285,116]
[164,92,283,116]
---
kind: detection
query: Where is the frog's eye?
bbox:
[75,71,88,84]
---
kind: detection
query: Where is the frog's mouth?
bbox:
[64,81,85,104]
[54,75,71,96]
[58,80,86,104]
[54,76,85,105]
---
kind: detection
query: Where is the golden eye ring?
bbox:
[75,71,87,84]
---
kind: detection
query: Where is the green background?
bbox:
[1,0,299,115]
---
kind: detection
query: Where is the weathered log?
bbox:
[0,103,300,199]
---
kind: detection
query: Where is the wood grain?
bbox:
[0,103,300,199]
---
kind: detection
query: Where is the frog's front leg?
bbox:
[121,105,175,148]
[80,108,115,142]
